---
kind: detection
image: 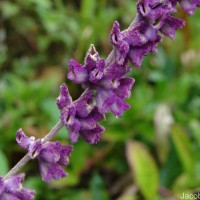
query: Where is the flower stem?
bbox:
[42,120,63,143]
[3,120,64,180]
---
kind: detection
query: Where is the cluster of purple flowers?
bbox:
[57,0,199,144]
[1,0,199,199]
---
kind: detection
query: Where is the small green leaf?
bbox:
[126,141,159,200]
[171,125,194,175]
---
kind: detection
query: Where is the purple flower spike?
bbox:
[38,142,73,182]
[57,0,198,144]
[0,174,35,200]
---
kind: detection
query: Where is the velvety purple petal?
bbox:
[90,107,105,122]
[36,141,72,182]
[103,61,131,80]
[39,142,60,163]
[67,120,80,143]
[80,124,105,144]
[56,83,72,110]
[38,160,66,182]
[123,25,147,47]
[137,0,152,16]
[111,97,130,118]
[79,113,101,130]
[79,118,98,130]
[28,140,42,159]
[194,0,200,6]
[96,88,117,114]
[138,21,161,43]
[58,145,73,166]
[4,174,25,193]
[179,0,196,15]
[68,59,88,83]
[85,45,100,71]
[100,78,120,91]
[61,106,76,126]
[15,189,35,200]
[0,175,35,200]
[115,41,129,65]
[160,15,185,39]
[137,0,176,29]
[16,129,30,150]
[110,21,130,65]
[114,78,135,99]
[0,178,4,195]
[0,193,20,200]
[89,59,105,83]
[169,0,179,6]
[74,90,94,118]
[110,21,123,45]
[89,68,104,82]
[128,41,158,67]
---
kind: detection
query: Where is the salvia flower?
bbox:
[67,45,135,117]
[57,83,105,143]
[16,129,73,182]
[0,174,35,200]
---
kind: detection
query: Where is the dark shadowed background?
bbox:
[0,0,200,199]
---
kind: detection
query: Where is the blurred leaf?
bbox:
[90,173,109,200]
[50,170,79,188]
[173,173,194,193]
[160,140,183,187]
[117,185,138,200]
[126,141,159,200]
[171,125,194,175]
[0,151,9,175]
[1,2,20,18]
[81,0,96,22]
[189,120,200,147]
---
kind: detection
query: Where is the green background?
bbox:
[0,0,200,199]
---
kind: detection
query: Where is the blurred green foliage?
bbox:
[0,0,200,199]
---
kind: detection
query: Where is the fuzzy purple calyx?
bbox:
[16,130,73,182]
[0,174,35,200]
